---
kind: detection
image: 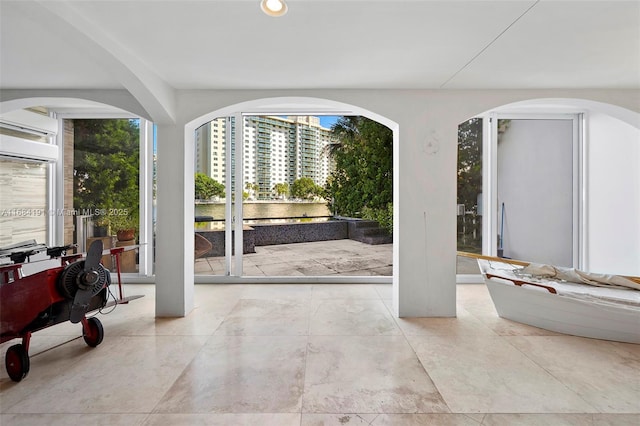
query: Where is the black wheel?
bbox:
[83,317,104,347]
[5,344,30,382]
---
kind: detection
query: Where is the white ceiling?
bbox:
[1,1,638,97]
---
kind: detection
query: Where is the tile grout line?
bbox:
[298,285,315,423]
[143,336,209,417]
[381,292,458,416]
[500,335,601,413]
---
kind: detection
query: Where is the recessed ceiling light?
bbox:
[261,0,288,17]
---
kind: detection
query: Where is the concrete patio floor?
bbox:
[194,239,481,276]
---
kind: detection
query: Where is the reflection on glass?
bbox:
[243,115,371,277]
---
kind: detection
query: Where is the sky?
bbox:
[276,115,340,129]
[319,115,340,129]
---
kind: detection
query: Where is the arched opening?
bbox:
[184,97,399,284]
[457,98,640,279]
[0,97,155,279]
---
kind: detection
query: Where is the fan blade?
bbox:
[70,288,95,323]
[69,240,104,323]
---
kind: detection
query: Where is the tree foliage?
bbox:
[290,177,321,200]
[325,116,393,219]
[362,204,393,235]
[195,173,225,200]
[457,117,483,252]
[457,117,482,213]
[74,119,140,228]
[245,182,260,199]
[273,182,289,198]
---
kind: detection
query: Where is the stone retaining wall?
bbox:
[195,220,349,257]
[195,226,255,257]
[253,220,348,246]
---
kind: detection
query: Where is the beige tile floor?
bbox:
[1,283,638,425]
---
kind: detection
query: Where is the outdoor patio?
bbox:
[194,239,481,276]
[195,239,392,276]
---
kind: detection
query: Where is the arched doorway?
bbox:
[0,97,155,278]
[457,98,640,279]
[184,97,399,283]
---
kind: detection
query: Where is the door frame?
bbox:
[484,113,583,268]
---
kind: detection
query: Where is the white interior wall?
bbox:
[497,119,574,266]
[586,113,640,275]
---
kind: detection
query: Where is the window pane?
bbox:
[457,117,482,274]
[70,119,140,272]
[0,159,48,247]
[194,118,228,275]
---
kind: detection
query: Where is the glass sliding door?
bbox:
[194,117,231,276]
[491,116,578,267]
[69,118,148,275]
[456,117,483,276]
[195,113,394,280]
[239,115,392,278]
[240,115,339,277]
[458,114,581,275]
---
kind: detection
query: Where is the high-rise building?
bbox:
[195,118,227,185]
[195,116,335,199]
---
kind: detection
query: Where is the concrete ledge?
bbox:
[348,219,393,244]
[195,226,255,257]
[196,220,350,257]
[253,220,348,246]
[194,218,394,258]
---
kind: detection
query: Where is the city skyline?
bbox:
[195,115,338,199]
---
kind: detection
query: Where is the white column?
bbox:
[155,123,194,316]
[394,117,457,317]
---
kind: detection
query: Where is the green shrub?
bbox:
[362,203,393,234]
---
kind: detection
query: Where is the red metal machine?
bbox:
[0,240,141,382]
